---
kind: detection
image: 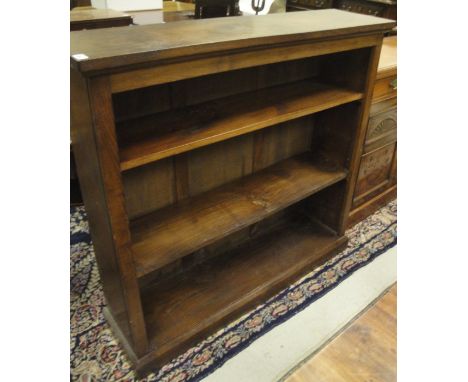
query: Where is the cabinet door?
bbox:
[353,142,396,208]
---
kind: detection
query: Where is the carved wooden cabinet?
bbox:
[349,36,396,225]
[287,0,396,22]
[287,0,333,12]
[71,10,394,374]
[335,0,396,19]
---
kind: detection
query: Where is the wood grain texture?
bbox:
[86,77,149,356]
[186,134,254,197]
[71,73,148,356]
[122,116,315,221]
[118,82,363,170]
[131,154,347,277]
[164,0,195,11]
[70,8,133,31]
[109,34,381,92]
[372,75,397,103]
[139,214,348,366]
[122,158,175,220]
[319,47,371,92]
[127,2,195,26]
[285,284,396,382]
[70,10,395,74]
[252,117,315,172]
[113,83,171,122]
[71,70,131,341]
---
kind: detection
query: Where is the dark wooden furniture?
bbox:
[335,0,396,20]
[163,0,196,11]
[71,0,92,8]
[129,1,195,25]
[195,0,238,18]
[70,7,133,31]
[349,35,396,226]
[71,10,394,374]
[287,0,333,12]
[287,0,396,22]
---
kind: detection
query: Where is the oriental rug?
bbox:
[71,200,397,382]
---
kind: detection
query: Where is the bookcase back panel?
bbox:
[186,134,255,198]
[113,83,172,122]
[312,101,362,170]
[123,116,315,219]
[112,57,320,123]
[122,157,175,220]
[319,47,372,92]
[252,117,315,172]
[305,181,347,233]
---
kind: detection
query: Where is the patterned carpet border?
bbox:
[71,201,397,382]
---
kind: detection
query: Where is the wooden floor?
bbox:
[285,284,397,382]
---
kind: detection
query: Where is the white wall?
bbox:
[239,0,286,15]
[91,0,163,11]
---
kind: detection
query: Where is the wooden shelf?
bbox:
[130,154,347,277]
[141,213,348,362]
[118,81,363,170]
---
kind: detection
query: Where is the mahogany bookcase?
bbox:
[70,10,395,373]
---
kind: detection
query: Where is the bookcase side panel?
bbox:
[71,70,149,357]
[306,41,384,235]
[337,42,384,233]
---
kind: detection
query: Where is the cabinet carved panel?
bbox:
[287,0,333,9]
[335,0,384,16]
[286,0,396,21]
[364,107,396,153]
[353,142,396,207]
[367,110,396,139]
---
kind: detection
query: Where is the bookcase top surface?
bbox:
[70,9,395,74]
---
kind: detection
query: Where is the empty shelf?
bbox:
[130,154,347,277]
[119,81,363,170]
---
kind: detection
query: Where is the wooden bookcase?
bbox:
[70,10,394,373]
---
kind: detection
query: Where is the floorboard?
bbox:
[285,284,397,382]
